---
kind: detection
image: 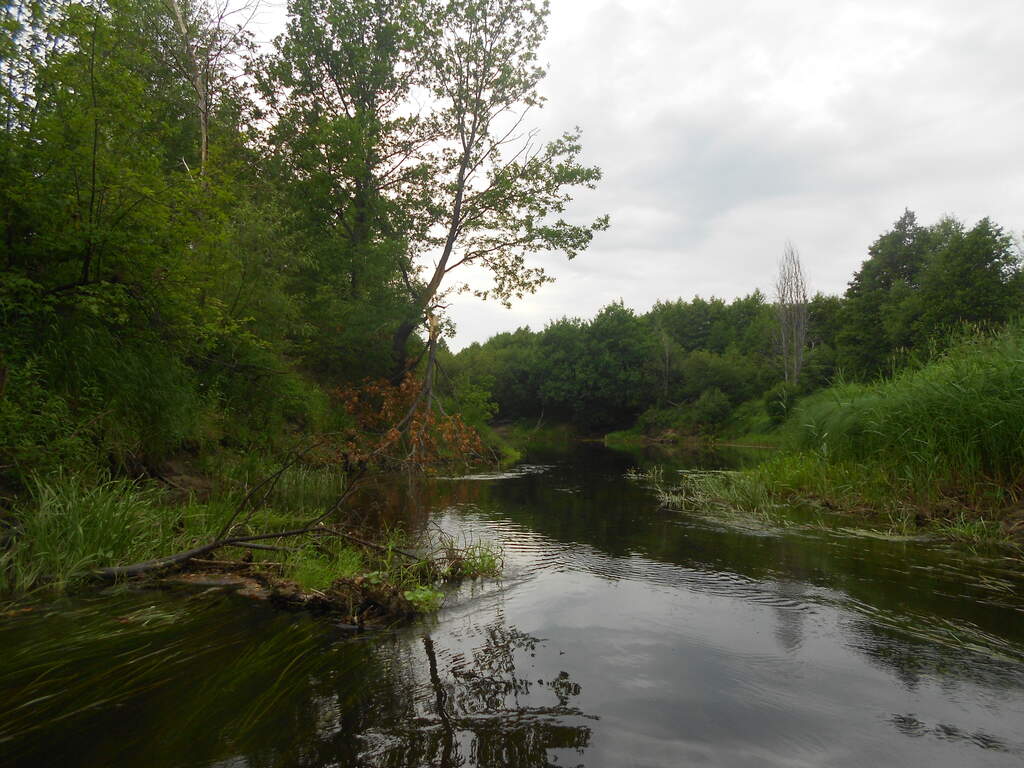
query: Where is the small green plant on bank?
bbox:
[403,584,445,612]
[931,513,1007,549]
[285,545,364,592]
[458,542,503,577]
[430,528,504,581]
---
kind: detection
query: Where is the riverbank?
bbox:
[0,457,501,618]
[648,326,1024,549]
[6,442,1024,767]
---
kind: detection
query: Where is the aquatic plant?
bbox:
[429,528,504,581]
[402,584,445,612]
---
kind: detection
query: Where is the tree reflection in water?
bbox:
[358,618,594,767]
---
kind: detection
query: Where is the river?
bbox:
[3,444,1023,766]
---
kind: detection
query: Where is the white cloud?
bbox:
[444,0,1024,348]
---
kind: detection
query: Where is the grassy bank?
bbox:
[657,325,1024,547]
[0,462,501,614]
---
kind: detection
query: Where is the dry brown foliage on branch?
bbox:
[333,374,484,469]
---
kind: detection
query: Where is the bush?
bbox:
[0,361,102,490]
[764,381,797,425]
[691,387,731,429]
[205,336,331,448]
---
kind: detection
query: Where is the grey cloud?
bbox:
[424,0,1024,347]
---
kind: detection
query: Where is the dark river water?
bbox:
[3,444,1024,767]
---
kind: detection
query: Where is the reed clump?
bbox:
[0,462,348,595]
[787,324,1024,511]
[655,325,1024,546]
[0,473,182,594]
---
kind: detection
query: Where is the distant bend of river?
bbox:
[3,444,1024,767]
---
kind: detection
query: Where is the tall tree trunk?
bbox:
[166,0,208,175]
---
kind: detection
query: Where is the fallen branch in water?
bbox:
[94,528,318,579]
[95,476,365,580]
[225,541,296,553]
[322,525,420,561]
[187,559,286,569]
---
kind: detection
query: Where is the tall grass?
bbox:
[205,453,349,520]
[0,474,180,594]
[785,324,1024,508]
[0,460,348,595]
[655,325,1024,545]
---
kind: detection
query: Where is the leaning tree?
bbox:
[389,0,609,380]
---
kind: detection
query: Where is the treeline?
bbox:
[0,0,601,492]
[453,211,1023,436]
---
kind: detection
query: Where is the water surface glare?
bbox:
[3,444,1024,767]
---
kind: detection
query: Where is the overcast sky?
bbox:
[254,0,1024,349]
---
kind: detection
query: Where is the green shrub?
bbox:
[0,360,102,489]
[721,398,775,439]
[206,336,331,448]
[692,387,731,429]
[46,323,207,466]
[764,381,797,425]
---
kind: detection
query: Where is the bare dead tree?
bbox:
[775,242,809,384]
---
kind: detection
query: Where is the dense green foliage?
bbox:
[2,0,1021,587]
[836,211,1022,377]
[453,294,781,432]
[1,0,384,488]
[456,210,1022,441]
[0,0,601,497]
[0,0,602,594]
